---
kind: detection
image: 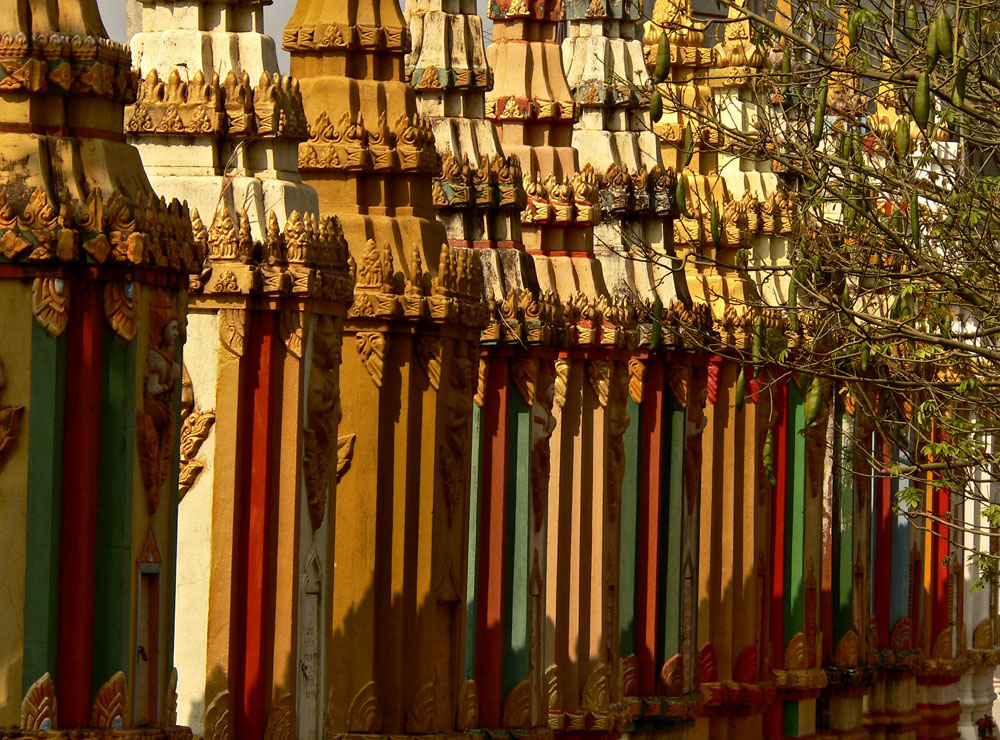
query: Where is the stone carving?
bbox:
[346,681,382,733]
[0,357,24,471]
[356,331,388,388]
[167,668,178,726]
[627,358,645,404]
[304,316,341,530]
[203,690,233,740]
[660,653,683,696]
[502,679,531,729]
[21,672,57,730]
[456,679,479,730]
[218,308,246,356]
[263,695,296,740]
[337,434,356,483]
[31,278,69,336]
[90,671,127,729]
[137,290,181,515]
[531,362,558,533]
[440,342,476,527]
[416,336,444,390]
[406,682,436,733]
[178,365,215,499]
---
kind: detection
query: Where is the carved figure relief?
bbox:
[137,290,181,514]
[304,316,341,530]
[178,365,215,500]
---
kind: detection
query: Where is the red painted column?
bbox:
[57,282,104,726]
[874,435,893,649]
[236,311,280,740]
[764,381,787,740]
[477,356,510,727]
[635,364,664,696]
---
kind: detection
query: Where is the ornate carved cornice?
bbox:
[298,110,439,175]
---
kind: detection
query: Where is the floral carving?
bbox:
[90,671,127,729]
[32,277,69,336]
[346,680,382,733]
[304,316,341,530]
[178,365,215,500]
[356,331,388,388]
[21,672,57,730]
[203,690,233,740]
[406,682,436,734]
[103,282,137,341]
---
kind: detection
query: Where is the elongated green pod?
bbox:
[812,76,829,147]
[952,45,968,106]
[936,11,953,60]
[926,23,940,71]
[651,297,663,349]
[861,344,871,372]
[710,201,721,248]
[906,3,919,36]
[837,129,850,160]
[675,175,692,218]
[650,90,663,122]
[782,47,792,85]
[735,368,746,410]
[849,10,863,48]
[788,277,799,333]
[915,70,930,127]
[895,117,910,158]
[804,375,823,426]
[763,429,776,485]
[910,189,920,248]
[655,33,671,82]
[683,123,694,166]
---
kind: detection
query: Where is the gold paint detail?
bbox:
[553,359,570,409]
[32,277,69,336]
[501,679,531,729]
[90,671,128,729]
[178,364,214,501]
[21,672,57,730]
[304,316,341,531]
[218,308,246,356]
[406,682,436,734]
[974,618,994,650]
[137,290,181,515]
[932,627,955,659]
[834,629,859,668]
[627,357,645,404]
[103,282,137,341]
[346,681,382,733]
[356,331,387,388]
[203,690,233,740]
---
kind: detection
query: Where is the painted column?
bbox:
[285,2,488,739]
[0,0,199,735]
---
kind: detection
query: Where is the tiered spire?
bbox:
[284,2,487,738]
[0,0,197,736]
[563,0,684,305]
[404,0,533,301]
[126,0,318,234]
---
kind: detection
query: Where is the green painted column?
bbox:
[662,392,685,664]
[465,402,484,680]
[92,326,138,690]
[23,321,67,691]
[502,385,532,699]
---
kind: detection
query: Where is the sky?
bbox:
[96,0,491,74]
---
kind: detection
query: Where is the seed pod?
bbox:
[837,129,850,160]
[683,123,694,166]
[804,375,822,426]
[906,3,919,36]
[915,70,930,128]
[651,298,663,349]
[782,47,792,86]
[763,429,776,486]
[735,368,746,410]
[650,90,663,122]
[812,76,829,147]
[710,201,721,248]
[675,175,692,218]
[895,117,910,158]
[926,24,940,71]
[952,46,968,107]
[936,11,953,61]
[788,278,799,333]
[655,33,671,82]
[910,189,920,248]
[841,283,851,310]
[753,316,765,366]
[849,10,863,48]
[861,344,871,372]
